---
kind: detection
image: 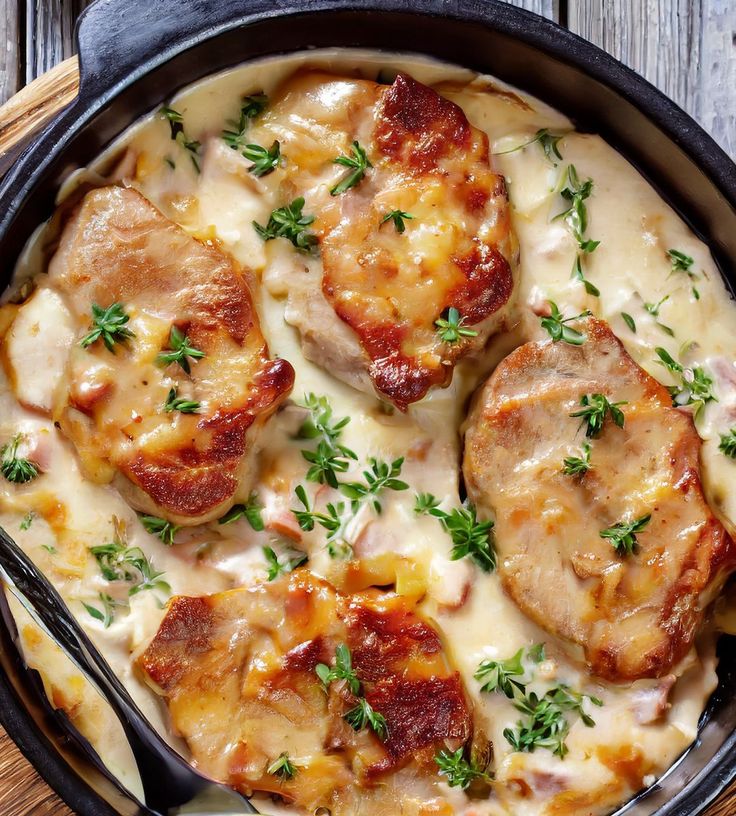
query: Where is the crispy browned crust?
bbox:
[137,572,472,809]
[47,186,294,523]
[322,73,514,409]
[464,318,736,681]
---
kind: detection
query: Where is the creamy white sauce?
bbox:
[1,49,735,816]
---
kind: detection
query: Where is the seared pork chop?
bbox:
[138,570,479,815]
[47,186,293,525]
[464,318,735,681]
[253,72,517,409]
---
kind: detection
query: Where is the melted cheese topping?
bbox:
[1,49,734,816]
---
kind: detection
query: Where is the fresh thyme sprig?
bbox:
[263,545,308,581]
[494,128,564,166]
[668,248,700,299]
[434,747,492,789]
[221,93,269,151]
[292,485,351,559]
[415,495,496,572]
[644,295,674,337]
[253,197,318,252]
[540,301,591,345]
[82,593,128,629]
[570,393,626,438]
[1,435,39,484]
[19,511,34,531]
[654,347,716,418]
[267,752,298,781]
[163,387,201,414]
[330,141,372,195]
[90,523,170,602]
[474,644,546,699]
[80,303,135,352]
[339,457,409,513]
[562,442,592,476]
[218,492,265,530]
[719,428,736,459]
[297,394,357,488]
[242,140,281,177]
[554,165,600,254]
[571,255,600,297]
[139,515,180,546]
[380,209,414,233]
[504,685,602,758]
[435,307,479,344]
[344,697,388,740]
[156,326,205,374]
[160,106,201,172]
[600,514,652,556]
[621,312,637,333]
[315,643,360,694]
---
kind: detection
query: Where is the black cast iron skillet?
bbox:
[0,1,735,814]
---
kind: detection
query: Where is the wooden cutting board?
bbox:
[0,58,734,816]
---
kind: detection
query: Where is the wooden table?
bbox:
[0,1,734,814]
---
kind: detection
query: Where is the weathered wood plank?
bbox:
[25,0,91,82]
[567,0,736,158]
[0,0,21,104]
[508,0,560,20]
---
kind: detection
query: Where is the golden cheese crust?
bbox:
[464,318,735,681]
[47,186,293,524]
[138,571,474,814]
[256,71,516,409]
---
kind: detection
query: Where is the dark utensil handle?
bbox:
[0,526,252,814]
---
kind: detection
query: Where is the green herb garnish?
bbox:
[267,752,298,781]
[474,648,526,698]
[80,303,135,352]
[292,485,350,558]
[339,457,408,513]
[434,747,492,789]
[315,643,360,694]
[253,197,318,252]
[263,545,308,581]
[540,301,590,345]
[82,593,127,628]
[621,312,636,333]
[163,387,200,414]
[242,140,281,177]
[90,529,170,601]
[139,515,180,546]
[600,513,652,556]
[330,141,372,195]
[571,255,600,297]
[218,493,264,530]
[19,512,34,531]
[221,93,269,150]
[504,685,602,758]
[380,209,414,233]
[435,307,479,344]
[1,435,38,484]
[156,326,205,374]
[344,697,388,740]
[416,498,496,572]
[570,393,626,438]
[494,128,564,165]
[555,165,600,253]
[562,442,592,476]
[654,348,716,418]
[719,428,736,459]
[298,394,357,488]
[644,295,674,337]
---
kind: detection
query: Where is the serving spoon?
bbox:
[0,525,259,816]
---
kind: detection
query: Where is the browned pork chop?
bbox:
[253,71,517,410]
[464,318,735,681]
[47,186,293,524]
[138,570,479,815]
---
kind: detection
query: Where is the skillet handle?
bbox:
[75,0,254,98]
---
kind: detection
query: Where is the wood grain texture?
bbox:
[567,0,736,158]
[25,0,91,82]
[0,0,21,103]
